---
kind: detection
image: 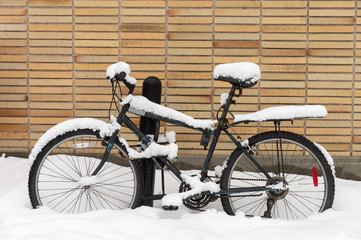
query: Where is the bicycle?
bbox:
[28,61,335,220]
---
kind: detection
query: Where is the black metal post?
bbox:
[139,76,162,207]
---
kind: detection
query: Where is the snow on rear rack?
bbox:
[233,105,327,124]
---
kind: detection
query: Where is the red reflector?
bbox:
[312,167,318,187]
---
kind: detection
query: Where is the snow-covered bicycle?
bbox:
[28,61,335,220]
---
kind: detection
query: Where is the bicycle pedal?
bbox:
[162,205,179,211]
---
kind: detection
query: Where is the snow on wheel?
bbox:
[220,131,335,220]
[28,129,143,213]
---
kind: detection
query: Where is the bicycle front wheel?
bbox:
[220,131,335,220]
[28,129,143,213]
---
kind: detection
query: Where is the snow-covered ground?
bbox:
[0,155,360,240]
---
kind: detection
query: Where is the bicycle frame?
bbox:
[92,83,278,198]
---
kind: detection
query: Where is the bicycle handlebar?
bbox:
[107,71,135,95]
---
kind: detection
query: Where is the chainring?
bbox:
[179,182,210,211]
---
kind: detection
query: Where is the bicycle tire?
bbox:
[28,128,143,213]
[220,131,335,220]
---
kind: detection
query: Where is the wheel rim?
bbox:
[227,138,328,220]
[34,134,137,213]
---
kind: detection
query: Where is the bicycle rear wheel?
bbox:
[220,131,335,220]
[28,129,143,213]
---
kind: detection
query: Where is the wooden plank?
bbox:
[168,33,212,40]
[29,47,72,55]
[74,8,119,16]
[75,24,118,32]
[29,63,73,71]
[28,8,72,15]
[121,24,165,32]
[168,25,212,32]
[29,71,73,79]
[0,109,27,117]
[168,17,212,24]
[260,89,306,97]
[74,47,119,55]
[168,1,212,8]
[309,34,354,41]
[0,0,26,7]
[309,42,354,49]
[0,94,27,101]
[308,73,353,81]
[167,56,211,64]
[261,57,306,64]
[0,70,27,78]
[309,9,355,17]
[308,65,353,73]
[75,16,119,24]
[30,117,71,124]
[214,25,259,32]
[0,39,26,47]
[121,1,165,8]
[122,32,165,40]
[261,33,306,41]
[29,94,73,102]
[29,16,72,23]
[0,24,27,31]
[0,124,28,131]
[214,56,259,64]
[214,9,259,16]
[215,33,259,40]
[0,32,26,38]
[262,25,307,33]
[214,48,259,55]
[168,63,211,72]
[29,39,72,47]
[29,55,72,63]
[0,62,27,70]
[74,40,119,47]
[308,49,354,57]
[0,55,27,62]
[309,26,354,33]
[309,1,355,8]
[308,57,353,65]
[29,86,73,94]
[167,48,212,56]
[262,41,307,49]
[121,40,165,48]
[75,32,119,40]
[29,32,73,39]
[121,9,165,16]
[121,16,165,24]
[261,65,306,73]
[309,17,355,25]
[262,9,307,16]
[214,1,260,8]
[214,41,259,48]
[0,16,26,23]
[0,47,27,54]
[214,17,260,24]
[29,24,72,32]
[263,1,307,8]
[74,0,118,7]
[262,17,307,25]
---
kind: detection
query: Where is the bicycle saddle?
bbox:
[213,62,260,88]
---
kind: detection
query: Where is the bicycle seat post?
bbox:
[201,84,238,179]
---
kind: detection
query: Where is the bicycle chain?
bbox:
[179,175,267,212]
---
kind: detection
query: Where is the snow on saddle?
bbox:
[213,62,261,88]
[234,105,328,124]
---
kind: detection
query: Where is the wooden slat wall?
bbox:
[0,0,360,157]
